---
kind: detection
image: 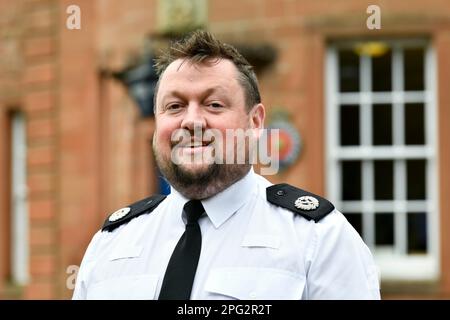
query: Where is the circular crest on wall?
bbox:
[267,109,302,172]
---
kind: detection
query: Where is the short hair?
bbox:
[154,30,261,112]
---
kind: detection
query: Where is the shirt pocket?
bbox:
[204,267,305,300]
[108,245,143,261]
[87,274,159,300]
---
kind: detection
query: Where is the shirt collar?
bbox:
[169,168,257,228]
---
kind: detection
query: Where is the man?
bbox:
[73,31,380,300]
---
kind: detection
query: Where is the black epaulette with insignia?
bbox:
[102,194,167,232]
[266,183,334,222]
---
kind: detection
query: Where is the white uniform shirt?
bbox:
[73,169,380,300]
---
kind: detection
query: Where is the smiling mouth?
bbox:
[173,136,215,149]
[183,141,212,148]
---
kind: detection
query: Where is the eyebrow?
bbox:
[162,85,228,101]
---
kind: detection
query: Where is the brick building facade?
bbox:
[1,0,450,299]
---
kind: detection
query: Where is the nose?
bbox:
[180,104,206,131]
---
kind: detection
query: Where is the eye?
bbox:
[208,102,224,109]
[166,103,183,111]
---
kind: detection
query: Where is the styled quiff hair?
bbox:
[154,30,261,111]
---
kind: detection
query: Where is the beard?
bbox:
[153,141,251,200]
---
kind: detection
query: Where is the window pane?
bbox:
[342,160,361,200]
[404,48,424,91]
[11,112,29,284]
[344,213,363,236]
[372,49,392,91]
[375,213,394,246]
[339,50,359,92]
[374,160,393,200]
[372,104,392,145]
[405,103,425,145]
[340,105,360,145]
[407,159,426,200]
[408,212,427,253]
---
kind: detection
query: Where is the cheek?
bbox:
[210,113,249,130]
[154,121,177,147]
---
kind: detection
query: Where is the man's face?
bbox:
[153,58,264,199]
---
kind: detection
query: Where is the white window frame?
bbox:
[11,111,29,285]
[325,39,439,281]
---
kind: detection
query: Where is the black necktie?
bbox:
[158,200,204,300]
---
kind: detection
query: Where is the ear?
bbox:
[249,103,265,130]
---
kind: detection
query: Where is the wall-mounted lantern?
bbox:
[113,58,158,118]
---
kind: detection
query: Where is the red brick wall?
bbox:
[56,0,100,299]
[0,0,59,299]
[21,0,59,299]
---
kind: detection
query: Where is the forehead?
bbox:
[158,58,241,92]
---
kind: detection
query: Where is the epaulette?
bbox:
[266,183,334,222]
[102,194,167,232]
